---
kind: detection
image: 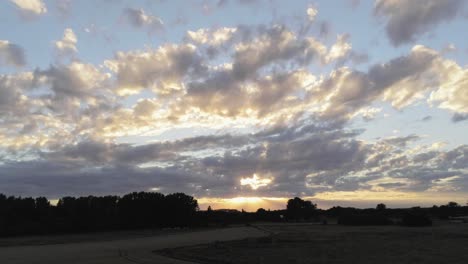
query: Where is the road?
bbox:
[0,226,267,264]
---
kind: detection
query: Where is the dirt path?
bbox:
[0,227,268,264]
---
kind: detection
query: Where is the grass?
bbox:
[157,223,468,264]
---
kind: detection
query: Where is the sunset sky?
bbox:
[0,0,467,210]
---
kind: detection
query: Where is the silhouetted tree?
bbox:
[164,193,199,227]
[286,197,317,221]
[376,203,386,211]
[3,192,468,237]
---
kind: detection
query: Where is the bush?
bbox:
[338,213,393,226]
[401,213,432,227]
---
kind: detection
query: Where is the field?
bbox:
[1,223,468,263]
[0,226,266,264]
[158,223,468,264]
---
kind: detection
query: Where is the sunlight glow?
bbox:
[198,196,287,212]
[240,174,272,190]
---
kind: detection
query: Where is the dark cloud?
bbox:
[452,113,468,122]
[231,25,325,80]
[383,134,420,148]
[319,21,330,38]
[421,115,433,122]
[0,121,372,198]
[367,45,436,88]
[375,0,465,46]
[107,43,206,96]
[377,182,406,189]
[55,0,72,18]
[0,41,26,67]
[1,117,468,199]
[122,7,164,33]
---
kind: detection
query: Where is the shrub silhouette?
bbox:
[338,213,392,226]
[286,197,317,221]
[401,211,432,227]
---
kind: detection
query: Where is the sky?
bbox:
[0,0,467,210]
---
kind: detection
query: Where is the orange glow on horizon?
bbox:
[197,190,468,211]
[198,196,287,212]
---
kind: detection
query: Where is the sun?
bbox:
[240,173,272,190]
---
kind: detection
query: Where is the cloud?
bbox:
[1,109,467,200]
[1,17,467,203]
[383,134,420,148]
[0,72,35,114]
[306,6,318,22]
[54,28,78,56]
[10,0,47,18]
[0,40,26,67]
[326,34,352,63]
[319,21,330,38]
[375,0,465,46]
[421,115,432,122]
[369,45,439,108]
[0,122,366,198]
[186,68,314,118]
[186,27,237,46]
[37,62,109,100]
[55,0,72,19]
[122,7,164,33]
[451,113,468,122]
[349,0,360,9]
[240,174,272,190]
[428,60,468,113]
[309,44,468,121]
[231,25,327,79]
[104,43,205,96]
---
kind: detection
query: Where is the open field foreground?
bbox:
[0,226,267,264]
[2,223,468,264]
[160,223,468,264]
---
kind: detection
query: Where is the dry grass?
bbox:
[158,223,468,264]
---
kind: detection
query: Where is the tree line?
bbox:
[1,193,467,237]
[0,192,198,236]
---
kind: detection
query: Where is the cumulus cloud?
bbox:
[0,40,26,67]
[186,27,237,46]
[428,60,468,113]
[326,34,352,63]
[0,72,35,114]
[375,0,466,46]
[122,7,164,33]
[101,28,466,126]
[54,28,78,56]
[306,6,318,22]
[1,15,467,203]
[308,44,468,120]
[104,43,205,96]
[229,25,327,80]
[37,62,110,100]
[10,0,47,18]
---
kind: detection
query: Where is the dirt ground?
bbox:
[2,223,468,264]
[0,226,267,264]
[160,223,468,264]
